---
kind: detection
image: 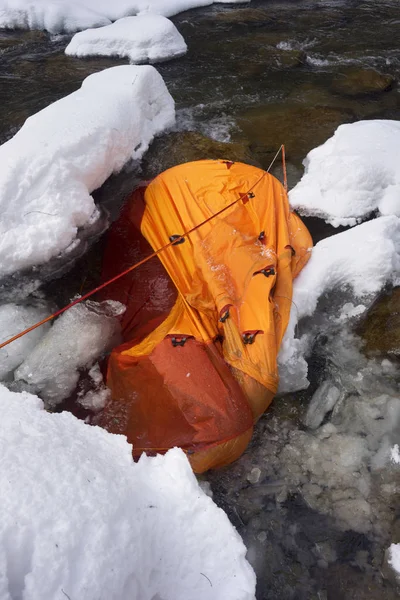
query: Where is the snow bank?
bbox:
[0,303,50,379]
[0,0,250,33]
[14,300,123,406]
[278,215,400,392]
[66,15,187,64]
[290,120,400,227]
[0,65,175,279]
[0,384,256,600]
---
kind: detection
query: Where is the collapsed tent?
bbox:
[97,160,312,472]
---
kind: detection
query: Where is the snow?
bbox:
[66,15,187,64]
[0,303,50,379]
[391,444,400,464]
[0,65,175,279]
[278,215,400,393]
[0,384,256,600]
[290,120,400,227]
[388,544,400,577]
[14,300,124,407]
[0,0,250,33]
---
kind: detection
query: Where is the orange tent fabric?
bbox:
[98,160,312,472]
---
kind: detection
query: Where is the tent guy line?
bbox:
[0,146,285,351]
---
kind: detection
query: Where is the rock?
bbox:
[0,37,24,50]
[357,287,400,358]
[235,103,355,167]
[332,68,395,97]
[142,131,260,178]
[215,8,272,24]
[237,48,305,76]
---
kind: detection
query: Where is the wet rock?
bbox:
[235,103,355,167]
[0,37,24,50]
[237,47,305,76]
[332,68,395,97]
[323,562,398,600]
[215,8,272,24]
[142,131,260,178]
[357,287,400,358]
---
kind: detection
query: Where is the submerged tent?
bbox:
[97,160,312,472]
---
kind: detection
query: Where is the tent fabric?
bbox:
[98,160,312,472]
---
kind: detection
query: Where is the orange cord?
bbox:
[282,144,288,193]
[0,150,286,351]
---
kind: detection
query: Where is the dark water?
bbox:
[1,1,400,598]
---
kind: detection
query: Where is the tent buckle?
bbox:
[171,337,187,347]
[219,310,230,323]
[243,332,256,345]
[260,267,275,278]
[169,234,185,246]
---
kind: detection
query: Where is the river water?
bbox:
[1,1,400,599]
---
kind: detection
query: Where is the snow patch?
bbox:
[0,65,175,278]
[0,0,250,33]
[66,15,187,64]
[0,383,256,600]
[290,120,400,227]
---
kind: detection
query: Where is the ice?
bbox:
[0,302,50,379]
[77,363,111,412]
[290,120,400,227]
[0,384,256,600]
[66,15,187,64]
[387,544,400,579]
[280,327,400,535]
[303,380,341,430]
[0,65,175,279]
[278,215,400,393]
[14,300,124,407]
[391,444,400,464]
[0,0,250,33]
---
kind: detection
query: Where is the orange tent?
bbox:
[97,160,312,472]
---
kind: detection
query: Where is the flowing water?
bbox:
[1,1,400,598]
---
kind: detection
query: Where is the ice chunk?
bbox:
[387,544,400,580]
[0,303,50,379]
[66,15,187,63]
[391,444,400,464]
[303,381,341,430]
[290,120,400,227]
[0,384,256,600]
[77,362,111,412]
[15,300,124,406]
[0,65,175,278]
[247,467,261,484]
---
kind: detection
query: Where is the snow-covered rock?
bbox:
[278,215,400,393]
[0,65,175,279]
[0,0,250,33]
[0,303,50,379]
[0,384,256,600]
[14,300,124,406]
[290,120,400,227]
[66,15,187,63]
